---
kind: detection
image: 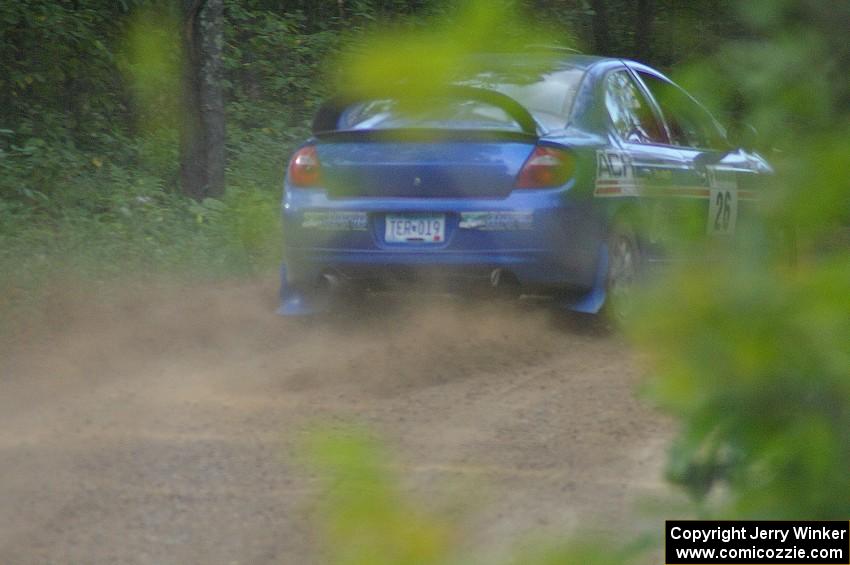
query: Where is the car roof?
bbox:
[473,52,612,69]
[470,53,662,84]
[549,54,616,69]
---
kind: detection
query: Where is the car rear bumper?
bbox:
[283,247,575,290]
[281,184,604,291]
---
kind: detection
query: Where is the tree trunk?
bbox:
[634,0,653,61]
[591,0,609,56]
[180,0,225,200]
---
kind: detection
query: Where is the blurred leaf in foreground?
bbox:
[306,429,634,565]
[330,0,569,113]
[119,2,182,136]
[631,1,850,519]
[306,430,454,565]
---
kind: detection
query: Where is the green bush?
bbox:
[307,430,635,565]
[631,1,850,519]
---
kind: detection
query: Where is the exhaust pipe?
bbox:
[322,272,342,290]
[490,268,520,296]
[490,268,503,288]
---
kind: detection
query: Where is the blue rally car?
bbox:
[278,54,772,317]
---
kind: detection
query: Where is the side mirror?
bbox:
[727,123,759,151]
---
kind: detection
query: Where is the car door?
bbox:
[631,67,768,240]
[599,67,689,255]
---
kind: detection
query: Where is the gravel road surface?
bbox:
[0,280,672,564]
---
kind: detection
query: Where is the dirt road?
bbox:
[0,279,673,564]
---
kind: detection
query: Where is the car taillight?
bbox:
[515,146,574,188]
[288,146,322,187]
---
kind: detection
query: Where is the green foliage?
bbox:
[306,430,634,565]
[0,0,142,205]
[1,0,847,547]
[119,2,182,136]
[223,0,340,129]
[332,0,567,108]
[631,1,850,519]
[0,0,456,323]
[308,431,455,565]
[0,0,295,322]
[0,0,135,141]
[0,0,748,302]
[635,258,850,518]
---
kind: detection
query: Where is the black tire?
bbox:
[604,220,642,325]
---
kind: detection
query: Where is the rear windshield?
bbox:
[338,98,524,132]
[337,67,586,133]
[473,68,585,129]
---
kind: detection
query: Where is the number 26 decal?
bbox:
[708,187,737,235]
[714,190,732,231]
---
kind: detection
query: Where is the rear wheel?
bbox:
[605,221,642,324]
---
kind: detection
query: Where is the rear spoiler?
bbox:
[311,86,540,138]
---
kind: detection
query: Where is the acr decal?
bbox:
[597,150,634,180]
[594,150,638,197]
[302,211,368,231]
[459,211,534,231]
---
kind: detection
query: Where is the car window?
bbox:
[605,70,667,144]
[465,68,586,131]
[488,69,585,119]
[338,98,523,132]
[637,72,726,150]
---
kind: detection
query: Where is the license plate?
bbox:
[385,214,446,243]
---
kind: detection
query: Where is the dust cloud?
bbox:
[0,275,672,564]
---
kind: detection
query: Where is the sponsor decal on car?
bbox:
[459,211,534,230]
[705,165,739,235]
[302,211,368,230]
[594,150,639,197]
